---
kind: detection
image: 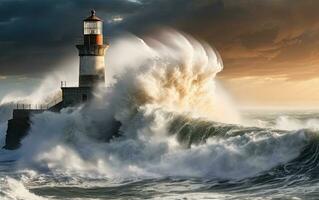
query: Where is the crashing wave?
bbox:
[0,30,317,200]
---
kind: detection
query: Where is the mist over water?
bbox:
[0,30,318,200]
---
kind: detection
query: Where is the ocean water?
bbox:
[1,110,319,200]
[1,30,318,199]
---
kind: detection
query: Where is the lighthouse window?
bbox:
[84,21,102,35]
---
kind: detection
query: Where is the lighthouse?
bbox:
[3,10,114,150]
[60,10,109,107]
[76,10,108,87]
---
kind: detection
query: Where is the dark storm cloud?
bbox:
[1,0,319,80]
[0,0,223,76]
[0,0,142,76]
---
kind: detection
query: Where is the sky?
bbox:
[1,0,319,107]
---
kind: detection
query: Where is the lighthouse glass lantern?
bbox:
[84,21,102,35]
[82,10,104,46]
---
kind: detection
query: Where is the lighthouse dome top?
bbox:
[84,10,102,21]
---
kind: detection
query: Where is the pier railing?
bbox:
[15,94,63,110]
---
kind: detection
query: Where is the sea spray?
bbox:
[17,106,309,180]
[0,58,78,106]
[0,103,13,148]
[0,31,314,200]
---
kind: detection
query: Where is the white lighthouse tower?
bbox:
[76,10,108,87]
[61,10,109,107]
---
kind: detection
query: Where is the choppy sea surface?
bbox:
[1,30,319,200]
[1,109,319,200]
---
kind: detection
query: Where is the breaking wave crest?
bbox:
[0,30,318,199]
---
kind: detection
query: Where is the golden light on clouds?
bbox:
[221,76,319,107]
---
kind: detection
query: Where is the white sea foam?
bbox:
[0,177,47,200]
[0,30,312,199]
[244,114,319,131]
[274,116,319,131]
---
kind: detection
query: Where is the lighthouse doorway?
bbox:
[82,94,88,102]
